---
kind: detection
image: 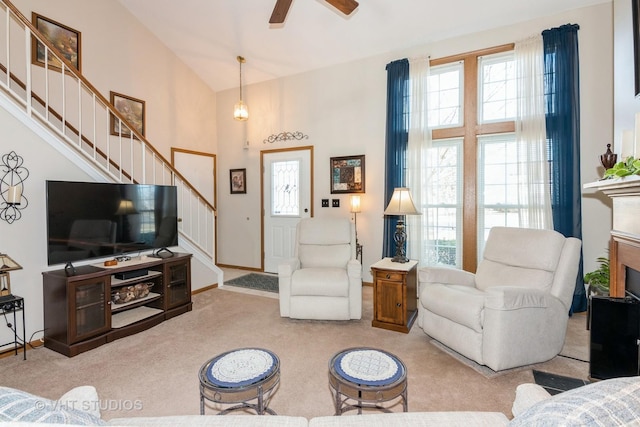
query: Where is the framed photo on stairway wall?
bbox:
[110,91,146,138]
[31,12,81,72]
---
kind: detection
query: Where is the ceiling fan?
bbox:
[269,0,359,24]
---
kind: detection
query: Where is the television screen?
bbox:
[46,181,178,265]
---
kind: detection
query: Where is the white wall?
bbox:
[216,3,614,282]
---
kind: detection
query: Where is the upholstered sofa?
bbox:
[2,376,640,426]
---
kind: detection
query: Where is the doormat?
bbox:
[533,370,589,395]
[224,273,279,293]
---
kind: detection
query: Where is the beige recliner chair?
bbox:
[278,218,362,320]
[418,226,582,371]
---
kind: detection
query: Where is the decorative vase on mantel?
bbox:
[600,144,617,170]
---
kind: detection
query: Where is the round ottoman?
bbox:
[328,347,408,415]
[199,347,280,415]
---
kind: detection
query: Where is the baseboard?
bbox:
[0,339,44,359]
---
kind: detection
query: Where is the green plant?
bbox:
[584,256,610,295]
[604,156,640,178]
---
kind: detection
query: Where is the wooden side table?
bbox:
[371,258,418,333]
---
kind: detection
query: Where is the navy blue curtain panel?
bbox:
[383,59,409,258]
[543,23,587,313]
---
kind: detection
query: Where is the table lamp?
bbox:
[0,253,22,298]
[384,188,421,263]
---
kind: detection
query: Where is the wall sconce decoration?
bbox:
[0,151,29,224]
[263,131,309,144]
[233,56,249,121]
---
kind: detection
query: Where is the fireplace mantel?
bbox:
[585,176,640,297]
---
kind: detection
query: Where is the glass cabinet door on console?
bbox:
[165,258,191,309]
[70,278,110,343]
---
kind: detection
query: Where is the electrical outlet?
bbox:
[322,199,329,207]
[332,199,340,208]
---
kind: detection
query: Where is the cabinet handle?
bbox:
[396,303,402,307]
[386,274,391,279]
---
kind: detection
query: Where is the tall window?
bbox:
[422,45,517,271]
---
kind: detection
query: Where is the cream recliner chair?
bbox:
[278,218,362,320]
[418,227,582,371]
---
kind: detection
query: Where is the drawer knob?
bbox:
[386,274,391,279]
[396,303,402,307]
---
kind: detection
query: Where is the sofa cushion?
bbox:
[509,376,640,426]
[299,244,351,269]
[421,283,486,332]
[475,227,564,292]
[309,412,509,427]
[108,414,308,426]
[0,386,106,425]
[291,268,349,297]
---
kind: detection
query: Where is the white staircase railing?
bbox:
[0,0,216,261]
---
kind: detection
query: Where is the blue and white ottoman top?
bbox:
[206,348,279,388]
[334,348,404,386]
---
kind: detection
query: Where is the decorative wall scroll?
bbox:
[263,131,309,144]
[330,155,365,194]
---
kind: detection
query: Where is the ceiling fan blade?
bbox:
[325,0,359,15]
[269,0,293,24]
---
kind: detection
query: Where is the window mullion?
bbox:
[462,54,479,273]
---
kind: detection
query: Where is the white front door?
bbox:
[262,147,312,273]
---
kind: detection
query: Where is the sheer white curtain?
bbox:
[514,35,553,229]
[406,57,431,261]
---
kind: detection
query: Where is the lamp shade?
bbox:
[349,195,361,213]
[115,199,138,215]
[233,100,249,121]
[384,188,420,216]
[0,253,22,272]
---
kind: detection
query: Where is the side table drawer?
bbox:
[375,271,404,281]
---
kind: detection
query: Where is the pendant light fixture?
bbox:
[233,56,249,121]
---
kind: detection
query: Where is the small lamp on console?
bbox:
[384,187,421,263]
[0,253,22,298]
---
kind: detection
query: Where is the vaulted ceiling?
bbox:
[118,0,609,93]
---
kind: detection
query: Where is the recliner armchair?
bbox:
[278,218,362,320]
[417,226,582,371]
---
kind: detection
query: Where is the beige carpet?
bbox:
[0,285,589,421]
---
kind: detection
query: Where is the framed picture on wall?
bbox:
[230,169,246,194]
[110,91,146,138]
[633,0,640,97]
[330,155,365,194]
[31,12,81,72]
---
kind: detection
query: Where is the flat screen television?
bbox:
[46,180,178,266]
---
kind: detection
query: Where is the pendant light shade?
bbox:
[233,56,248,121]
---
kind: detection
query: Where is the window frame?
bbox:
[429,43,514,272]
